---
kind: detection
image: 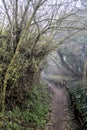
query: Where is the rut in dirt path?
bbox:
[44,80,79,130]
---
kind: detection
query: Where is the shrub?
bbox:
[0,83,50,130]
[67,81,87,129]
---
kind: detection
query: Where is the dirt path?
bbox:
[44,80,79,130]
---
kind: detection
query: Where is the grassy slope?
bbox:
[0,83,51,130]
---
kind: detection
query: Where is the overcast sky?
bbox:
[0,0,81,7]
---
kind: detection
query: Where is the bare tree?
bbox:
[0,0,86,111]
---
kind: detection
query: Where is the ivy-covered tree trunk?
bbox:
[1,9,37,111]
[0,0,84,111]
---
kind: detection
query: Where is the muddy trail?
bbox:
[43,78,80,130]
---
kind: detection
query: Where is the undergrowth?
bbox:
[67,81,87,130]
[0,83,51,130]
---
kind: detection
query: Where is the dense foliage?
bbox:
[0,83,50,130]
[0,30,40,110]
[67,81,87,129]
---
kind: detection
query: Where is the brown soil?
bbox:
[44,80,79,130]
